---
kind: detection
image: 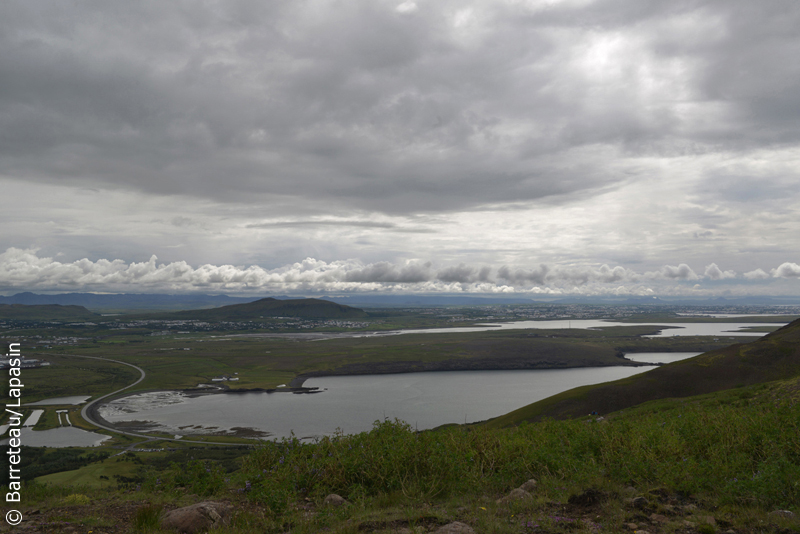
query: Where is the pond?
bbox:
[0,426,111,448]
[24,395,91,406]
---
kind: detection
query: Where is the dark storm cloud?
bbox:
[4,0,798,215]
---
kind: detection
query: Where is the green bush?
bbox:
[141,392,799,512]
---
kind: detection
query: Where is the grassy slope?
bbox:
[20,378,799,533]
[486,317,800,427]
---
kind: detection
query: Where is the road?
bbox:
[59,354,252,447]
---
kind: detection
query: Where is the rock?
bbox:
[435,521,476,534]
[160,501,231,534]
[323,493,347,507]
[649,513,668,523]
[698,515,716,526]
[518,479,538,492]
[626,522,639,530]
[496,488,531,504]
[568,488,606,506]
[769,509,795,519]
[632,496,648,509]
[682,520,696,528]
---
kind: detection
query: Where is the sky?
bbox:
[2,0,800,298]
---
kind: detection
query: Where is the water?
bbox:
[623,352,700,364]
[23,410,44,427]
[99,363,662,440]
[25,395,91,406]
[397,320,786,337]
[0,427,111,448]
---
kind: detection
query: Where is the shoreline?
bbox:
[288,357,652,388]
[88,359,655,435]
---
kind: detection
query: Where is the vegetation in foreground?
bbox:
[6,377,799,533]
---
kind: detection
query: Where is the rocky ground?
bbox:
[4,482,798,534]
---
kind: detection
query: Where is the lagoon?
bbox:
[99,361,674,440]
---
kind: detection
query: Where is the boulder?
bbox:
[568,488,606,506]
[769,510,795,519]
[496,488,531,504]
[160,501,231,534]
[323,493,347,507]
[518,479,537,492]
[435,521,476,534]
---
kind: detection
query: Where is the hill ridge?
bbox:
[487,317,800,426]
[166,297,368,320]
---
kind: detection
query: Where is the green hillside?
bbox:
[486,317,800,427]
[165,297,368,320]
[0,303,99,321]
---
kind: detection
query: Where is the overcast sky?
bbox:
[2,0,799,297]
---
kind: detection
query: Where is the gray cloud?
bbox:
[245,220,435,233]
[343,261,433,283]
[2,1,800,299]
[4,1,798,216]
[744,268,770,280]
[437,264,492,284]
[648,264,699,281]
[703,263,736,280]
[773,262,800,279]
[2,248,798,296]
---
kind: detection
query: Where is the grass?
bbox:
[131,503,165,533]
[36,455,141,488]
[229,393,799,511]
[6,379,800,533]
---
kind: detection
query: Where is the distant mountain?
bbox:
[0,304,99,321]
[550,295,800,306]
[0,292,264,311]
[320,295,539,307]
[166,297,368,320]
[487,316,800,426]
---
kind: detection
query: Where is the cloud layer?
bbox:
[2,1,800,214]
[2,248,797,297]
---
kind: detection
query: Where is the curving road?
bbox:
[60,354,251,447]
